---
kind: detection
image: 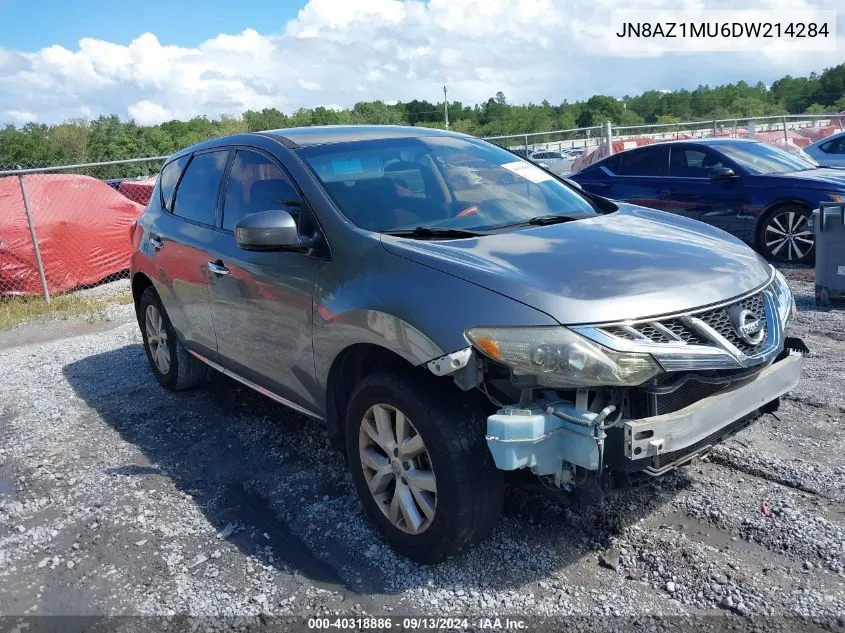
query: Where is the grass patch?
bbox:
[0,290,134,330]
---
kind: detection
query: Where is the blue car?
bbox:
[570,138,845,263]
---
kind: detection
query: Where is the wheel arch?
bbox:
[131,272,154,322]
[324,343,429,448]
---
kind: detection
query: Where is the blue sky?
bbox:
[0,0,303,50]
[0,0,842,126]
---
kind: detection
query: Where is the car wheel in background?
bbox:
[344,371,504,564]
[758,205,815,264]
[138,287,207,391]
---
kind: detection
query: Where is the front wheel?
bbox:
[345,372,504,564]
[758,205,815,264]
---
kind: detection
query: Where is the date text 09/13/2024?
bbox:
[307,617,527,630]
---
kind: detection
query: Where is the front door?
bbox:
[664,146,750,238]
[206,148,320,413]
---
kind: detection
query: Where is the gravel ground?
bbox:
[0,265,843,628]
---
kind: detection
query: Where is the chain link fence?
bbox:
[483,113,844,173]
[0,157,165,302]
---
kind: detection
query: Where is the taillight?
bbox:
[129,220,138,243]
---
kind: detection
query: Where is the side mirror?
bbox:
[709,166,737,182]
[234,209,302,251]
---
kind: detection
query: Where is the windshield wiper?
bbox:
[491,214,583,230]
[526,214,581,226]
[383,226,486,239]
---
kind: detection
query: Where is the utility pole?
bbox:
[443,85,449,129]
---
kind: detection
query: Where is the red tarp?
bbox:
[0,174,145,296]
[118,177,157,206]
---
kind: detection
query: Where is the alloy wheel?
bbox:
[764,210,814,261]
[145,304,171,375]
[358,403,437,534]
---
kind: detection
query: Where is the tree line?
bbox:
[1,62,843,178]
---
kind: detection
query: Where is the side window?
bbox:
[614,146,670,176]
[222,150,302,231]
[669,147,725,177]
[159,155,189,211]
[821,136,845,154]
[600,155,622,174]
[171,150,229,225]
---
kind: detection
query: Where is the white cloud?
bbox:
[0,0,843,126]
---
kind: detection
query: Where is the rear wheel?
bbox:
[138,287,207,391]
[758,205,814,263]
[345,372,504,563]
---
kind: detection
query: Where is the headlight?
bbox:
[465,326,663,387]
[772,268,797,325]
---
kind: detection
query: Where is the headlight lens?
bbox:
[465,326,663,387]
[772,268,797,325]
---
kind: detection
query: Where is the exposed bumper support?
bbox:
[485,349,804,479]
[624,351,803,461]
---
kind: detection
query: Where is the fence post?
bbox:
[712,119,717,136]
[524,134,529,153]
[782,117,788,144]
[604,121,614,156]
[18,173,50,303]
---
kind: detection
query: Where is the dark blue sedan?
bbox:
[570,138,845,263]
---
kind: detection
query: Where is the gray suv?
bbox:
[130,125,806,563]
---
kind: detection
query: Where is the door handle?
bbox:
[208,261,230,276]
[594,182,612,189]
[149,234,163,250]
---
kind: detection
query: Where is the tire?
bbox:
[137,287,207,391]
[344,371,504,564]
[757,205,815,264]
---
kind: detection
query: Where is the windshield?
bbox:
[717,142,817,175]
[297,135,597,233]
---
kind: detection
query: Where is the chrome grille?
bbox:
[695,292,768,354]
[576,278,785,372]
[662,319,706,345]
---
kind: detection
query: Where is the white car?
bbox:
[804,130,845,168]
[527,150,574,175]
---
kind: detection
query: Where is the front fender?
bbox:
[312,248,557,392]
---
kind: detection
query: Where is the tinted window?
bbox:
[297,136,597,233]
[159,155,189,211]
[821,136,845,154]
[717,142,812,174]
[613,146,670,176]
[222,150,302,231]
[171,151,229,225]
[668,147,725,177]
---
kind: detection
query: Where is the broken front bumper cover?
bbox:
[486,348,804,477]
[624,350,802,461]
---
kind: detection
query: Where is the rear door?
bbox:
[206,148,320,413]
[149,149,229,359]
[579,145,670,206]
[664,145,751,238]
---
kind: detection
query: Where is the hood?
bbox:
[380,204,772,325]
[765,167,845,189]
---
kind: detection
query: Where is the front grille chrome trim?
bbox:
[572,279,785,372]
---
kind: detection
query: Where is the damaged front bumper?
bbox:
[486,348,804,480]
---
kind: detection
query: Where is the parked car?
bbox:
[570,138,845,263]
[130,126,805,563]
[527,150,574,175]
[804,130,845,168]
